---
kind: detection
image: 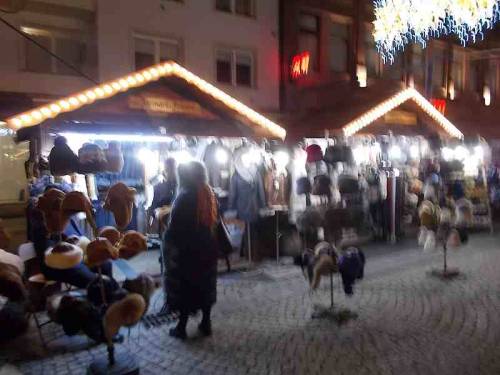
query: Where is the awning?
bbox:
[4,61,286,140]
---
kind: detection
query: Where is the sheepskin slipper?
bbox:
[44,242,84,270]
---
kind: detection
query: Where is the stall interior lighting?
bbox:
[59,132,174,143]
[6,62,286,140]
[342,88,463,139]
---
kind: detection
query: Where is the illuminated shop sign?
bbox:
[290,52,310,79]
[431,99,446,115]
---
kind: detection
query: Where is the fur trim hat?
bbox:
[86,238,119,268]
[104,293,146,344]
[118,231,147,260]
[37,188,66,234]
[61,191,97,236]
[99,226,122,247]
[104,183,136,231]
[48,136,79,176]
[104,141,124,173]
[45,242,84,270]
[296,207,323,234]
[78,143,107,174]
[314,241,336,257]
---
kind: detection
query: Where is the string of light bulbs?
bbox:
[373,0,500,63]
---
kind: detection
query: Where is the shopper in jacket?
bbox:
[164,161,219,339]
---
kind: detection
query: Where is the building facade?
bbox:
[0,0,280,206]
[279,0,500,139]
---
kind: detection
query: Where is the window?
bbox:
[134,34,180,70]
[432,48,445,90]
[216,48,254,87]
[365,30,381,77]
[383,53,403,81]
[411,44,425,85]
[329,22,349,73]
[216,0,254,17]
[451,50,464,92]
[298,13,320,71]
[22,27,86,75]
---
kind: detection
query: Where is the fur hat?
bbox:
[104,141,124,173]
[104,293,146,344]
[123,273,159,309]
[44,242,84,270]
[312,174,332,197]
[314,241,335,257]
[78,143,107,174]
[324,145,354,165]
[104,183,136,231]
[409,179,423,194]
[48,136,79,176]
[118,231,147,260]
[87,275,126,307]
[296,207,323,234]
[311,255,337,290]
[0,249,24,274]
[447,229,461,249]
[305,144,323,163]
[37,188,66,234]
[0,262,27,302]
[99,226,122,247]
[296,177,311,195]
[61,191,97,236]
[56,295,104,342]
[86,238,119,268]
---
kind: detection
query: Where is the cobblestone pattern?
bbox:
[4,235,500,374]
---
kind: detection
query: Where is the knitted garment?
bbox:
[197,184,218,231]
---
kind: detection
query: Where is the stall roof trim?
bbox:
[5,61,286,140]
[342,87,463,139]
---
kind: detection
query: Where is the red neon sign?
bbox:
[291,52,310,79]
[431,99,446,115]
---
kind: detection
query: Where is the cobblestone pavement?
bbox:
[3,234,500,374]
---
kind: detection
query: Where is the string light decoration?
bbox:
[342,87,463,139]
[5,62,286,140]
[374,0,500,63]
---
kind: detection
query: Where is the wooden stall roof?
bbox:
[284,83,463,141]
[5,61,286,140]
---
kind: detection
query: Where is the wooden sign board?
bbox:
[384,109,417,126]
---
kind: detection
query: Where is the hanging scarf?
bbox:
[196,184,218,231]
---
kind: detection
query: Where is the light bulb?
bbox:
[215,148,229,164]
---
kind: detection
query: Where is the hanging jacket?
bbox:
[228,171,266,223]
[338,248,365,295]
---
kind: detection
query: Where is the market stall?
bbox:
[283,84,490,248]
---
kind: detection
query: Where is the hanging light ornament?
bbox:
[373,0,500,63]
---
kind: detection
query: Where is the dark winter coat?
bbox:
[164,188,218,314]
[228,172,266,223]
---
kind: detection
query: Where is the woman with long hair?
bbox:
[164,161,219,339]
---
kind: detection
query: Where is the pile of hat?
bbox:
[49,136,124,176]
